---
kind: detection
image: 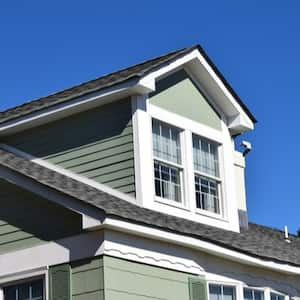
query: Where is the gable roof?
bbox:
[0,45,256,125]
[0,146,298,267]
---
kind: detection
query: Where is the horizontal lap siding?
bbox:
[4,99,135,195]
[71,257,104,300]
[0,180,82,254]
[103,256,199,300]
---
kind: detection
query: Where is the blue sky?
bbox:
[0,1,299,233]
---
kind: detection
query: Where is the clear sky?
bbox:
[0,1,299,233]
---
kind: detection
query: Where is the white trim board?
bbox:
[0,231,104,278]
[0,77,154,135]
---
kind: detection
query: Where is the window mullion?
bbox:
[183,130,195,211]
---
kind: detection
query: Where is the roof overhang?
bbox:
[139,48,255,134]
[0,45,255,136]
[0,77,154,136]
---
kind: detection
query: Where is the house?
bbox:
[0,44,299,300]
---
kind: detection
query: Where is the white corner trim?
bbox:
[131,94,153,205]
[0,143,137,206]
[102,217,300,275]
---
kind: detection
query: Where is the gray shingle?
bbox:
[0,147,298,266]
[0,45,256,124]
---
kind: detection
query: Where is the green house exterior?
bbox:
[4,99,135,195]
[49,256,205,300]
[1,45,299,300]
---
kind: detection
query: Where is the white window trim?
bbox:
[192,134,224,217]
[208,281,238,300]
[152,119,186,206]
[243,286,267,300]
[132,94,241,232]
[149,105,227,219]
[0,268,48,300]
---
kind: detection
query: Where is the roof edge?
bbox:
[0,44,256,126]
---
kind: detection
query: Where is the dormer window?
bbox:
[152,119,183,203]
[193,135,221,214]
[151,117,223,214]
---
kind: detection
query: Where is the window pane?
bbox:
[18,283,29,300]
[4,286,17,300]
[31,280,43,300]
[152,119,181,164]
[4,280,44,300]
[243,289,264,300]
[271,294,284,300]
[154,161,181,202]
[223,287,235,300]
[244,289,253,300]
[193,135,219,177]
[195,175,220,213]
[209,285,222,300]
[209,285,235,300]
[254,291,264,300]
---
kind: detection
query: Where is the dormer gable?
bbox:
[0,45,256,233]
[149,69,222,131]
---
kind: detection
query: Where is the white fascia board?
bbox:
[0,231,104,278]
[101,217,300,275]
[139,49,254,134]
[0,78,154,136]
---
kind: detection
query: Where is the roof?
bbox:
[0,146,298,267]
[0,44,257,124]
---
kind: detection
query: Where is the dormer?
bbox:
[0,45,256,233]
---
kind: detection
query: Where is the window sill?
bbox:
[195,208,228,222]
[154,197,191,212]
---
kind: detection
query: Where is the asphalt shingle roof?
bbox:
[0,146,298,266]
[0,45,256,124]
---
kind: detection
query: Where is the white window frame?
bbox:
[193,134,223,216]
[152,118,186,207]
[0,269,48,300]
[208,282,237,300]
[149,105,226,216]
[243,287,266,300]
[270,290,288,300]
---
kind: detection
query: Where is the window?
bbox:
[271,293,285,300]
[244,288,264,300]
[3,279,44,300]
[152,119,183,203]
[193,135,221,213]
[209,284,236,300]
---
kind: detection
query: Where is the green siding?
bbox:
[4,99,135,195]
[71,257,104,300]
[103,256,202,300]
[149,69,222,130]
[0,179,82,254]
